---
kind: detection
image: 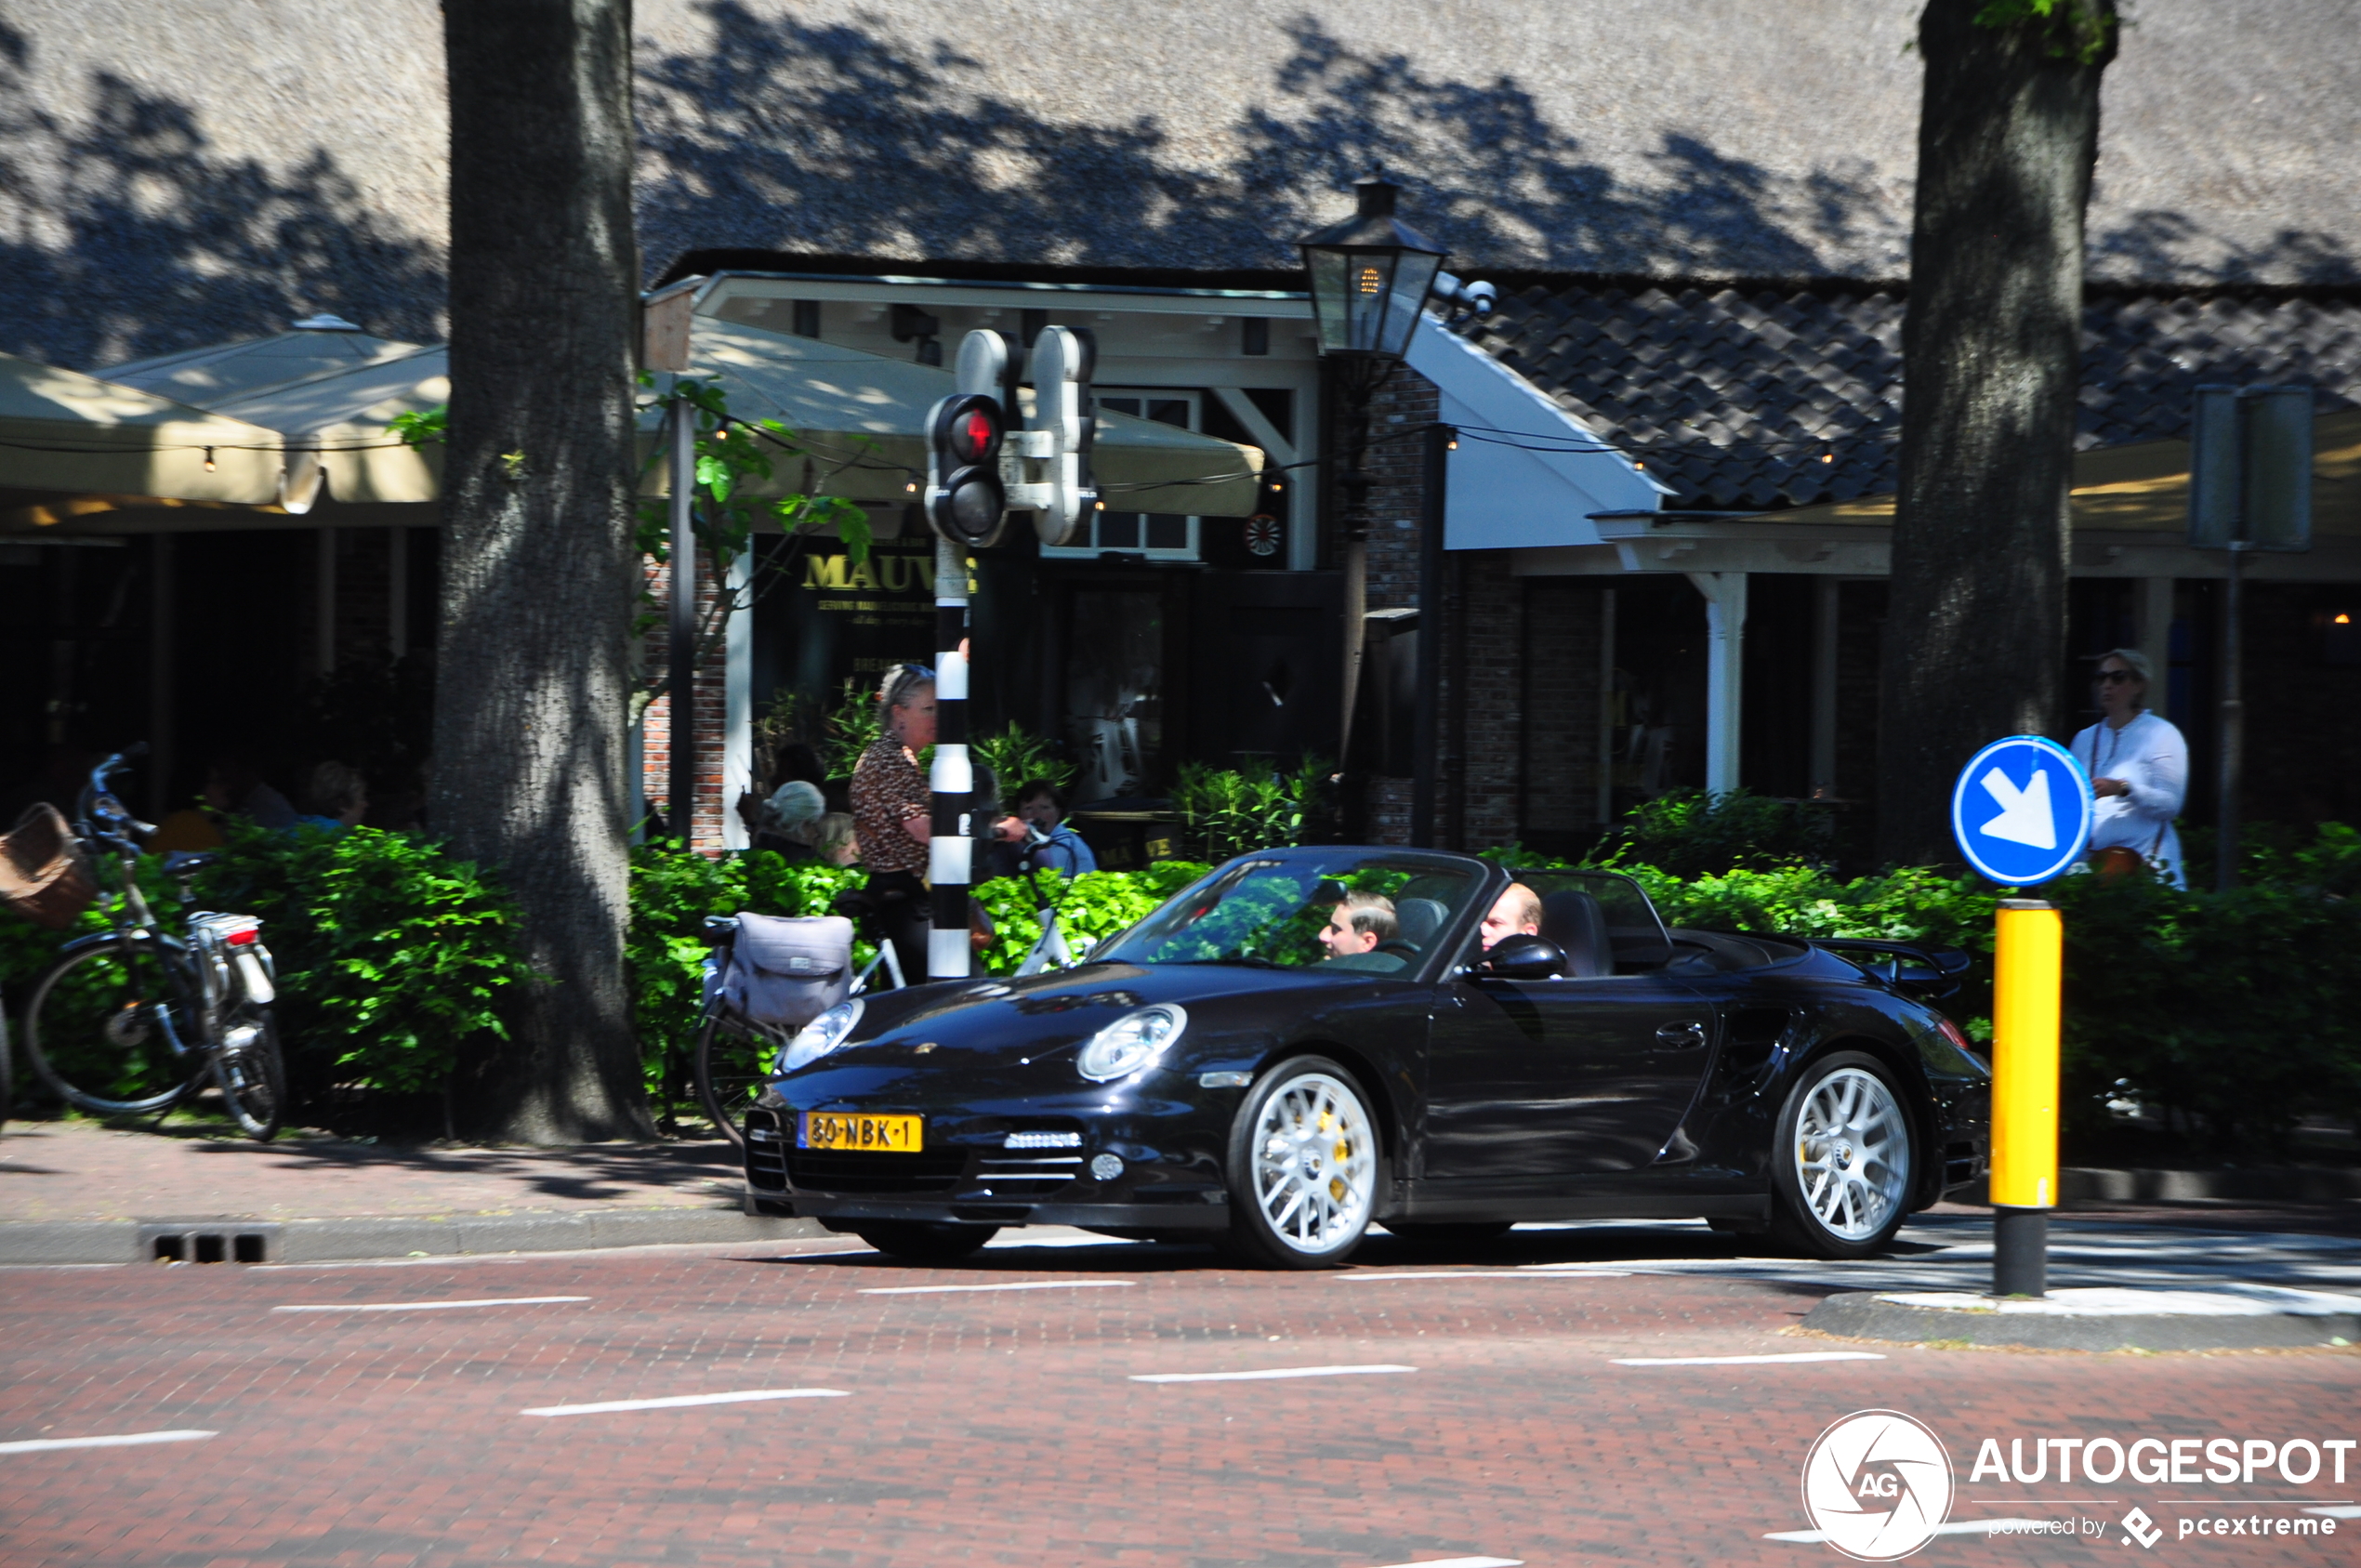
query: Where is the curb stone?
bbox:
[0,1206,825,1265]
[1804,1291,2361,1351]
[1948,1166,2361,1207]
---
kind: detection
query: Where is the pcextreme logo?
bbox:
[1796,1411,2354,1558]
[1801,1410,1956,1561]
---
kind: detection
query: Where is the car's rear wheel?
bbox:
[1769,1050,1916,1258]
[1222,1057,1384,1269]
[851,1221,999,1263]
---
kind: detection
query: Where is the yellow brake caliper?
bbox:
[1321,1108,1350,1201]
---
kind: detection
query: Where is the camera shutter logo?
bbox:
[1800,1409,1955,1561]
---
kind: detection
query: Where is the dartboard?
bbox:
[1245,514,1283,557]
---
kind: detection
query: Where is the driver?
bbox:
[1480,883,1543,950]
[1316,890,1400,969]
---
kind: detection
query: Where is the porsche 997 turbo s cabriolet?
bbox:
[743,848,1990,1268]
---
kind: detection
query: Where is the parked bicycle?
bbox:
[687,837,1103,1146]
[690,888,909,1151]
[13,747,287,1140]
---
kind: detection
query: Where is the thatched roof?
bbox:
[0,0,2354,368]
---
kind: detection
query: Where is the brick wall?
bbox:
[638,553,733,853]
[1455,551,1523,851]
[1521,579,1606,852]
[1358,371,1442,614]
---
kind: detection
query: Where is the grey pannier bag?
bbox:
[721,913,853,1030]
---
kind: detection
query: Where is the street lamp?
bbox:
[1299,175,1447,371]
[1298,176,1448,836]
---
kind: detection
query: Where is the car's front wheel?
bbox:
[1769,1050,1917,1258]
[1222,1057,1385,1269]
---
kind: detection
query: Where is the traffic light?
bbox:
[925,391,1009,547]
[1028,325,1098,547]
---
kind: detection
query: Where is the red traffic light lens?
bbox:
[937,395,1001,465]
[955,408,996,463]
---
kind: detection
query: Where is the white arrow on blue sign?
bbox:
[1948,735,2093,886]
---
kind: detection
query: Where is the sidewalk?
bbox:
[0,1117,815,1264]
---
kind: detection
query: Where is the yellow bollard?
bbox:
[1989,897,2062,1295]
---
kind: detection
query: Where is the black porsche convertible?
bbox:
[743,848,1991,1269]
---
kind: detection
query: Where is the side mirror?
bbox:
[1481,934,1566,980]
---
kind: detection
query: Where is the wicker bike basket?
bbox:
[0,802,99,929]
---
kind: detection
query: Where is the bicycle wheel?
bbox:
[693,1012,775,1148]
[212,1006,285,1142]
[23,936,199,1115]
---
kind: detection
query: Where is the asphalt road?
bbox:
[5,1219,2358,1567]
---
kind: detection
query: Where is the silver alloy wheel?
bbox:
[1791,1066,1911,1241]
[1248,1071,1377,1255]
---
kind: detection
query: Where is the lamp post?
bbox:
[1297,175,1447,831]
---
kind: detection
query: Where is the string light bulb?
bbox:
[203,447,216,471]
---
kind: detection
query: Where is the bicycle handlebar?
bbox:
[78,747,153,850]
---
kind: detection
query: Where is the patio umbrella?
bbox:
[209,344,448,506]
[78,316,1266,516]
[0,350,310,516]
[100,315,422,406]
[654,318,1266,516]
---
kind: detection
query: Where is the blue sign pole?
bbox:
[1950,734,2091,1298]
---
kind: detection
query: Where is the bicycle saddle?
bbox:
[163,850,221,875]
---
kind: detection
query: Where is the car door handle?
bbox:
[1654,1021,1708,1050]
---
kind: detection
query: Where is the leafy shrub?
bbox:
[969,863,1207,975]
[625,843,864,1100]
[190,823,535,1101]
[1171,758,1327,862]
[819,676,883,779]
[970,722,1075,805]
[1592,787,1836,879]
[2047,868,2361,1153]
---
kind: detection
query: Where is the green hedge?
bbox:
[8,820,2354,1155]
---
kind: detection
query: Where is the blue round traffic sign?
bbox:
[1948,735,2092,886]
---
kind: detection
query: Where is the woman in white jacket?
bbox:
[2069,648,2189,887]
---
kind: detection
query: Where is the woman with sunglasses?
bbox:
[2068,648,2188,887]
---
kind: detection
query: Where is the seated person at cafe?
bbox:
[1480,882,1543,950]
[1315,889,1404,971]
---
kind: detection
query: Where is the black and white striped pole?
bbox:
[920,326,1095,980]
[927,534,971,982]
[920,331,1013,981]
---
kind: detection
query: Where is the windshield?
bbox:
[1093,854,1486,974]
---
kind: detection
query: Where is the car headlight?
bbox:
[780,998,864,1074]
[1075,1004,1188,1083]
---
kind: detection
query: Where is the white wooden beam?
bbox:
[1687,571,1748,797]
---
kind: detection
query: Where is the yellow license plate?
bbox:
[798,1112,923,1153]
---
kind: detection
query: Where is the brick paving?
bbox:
[3,1232,2357,1567]
[0,1118,742,1223]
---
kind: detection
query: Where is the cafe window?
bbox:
[1042,389,1202,560]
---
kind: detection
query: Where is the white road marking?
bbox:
[858,1279,1137,1296]
[2303,1507,2361,1519]
[1341,1271,1632,1283]
[521,1389,849,1417]
[1613,1351,1886,1366]
[1131,1364,1418,1384]
[0,1430,218,1455]
[1766,1519,2051,1544]
[273,1296,589,1313]
[1365,1558,1523,1568]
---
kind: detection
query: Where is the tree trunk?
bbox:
[1878,0,2115,867]
[435,0,652,1141]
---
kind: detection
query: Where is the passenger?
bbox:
[1480,882,1543,950]
[1316,890,1400,970]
